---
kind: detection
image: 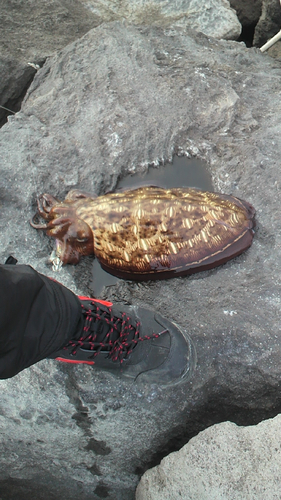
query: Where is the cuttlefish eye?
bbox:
[76,237,90,243]
[55,219,94,264]
[68,223,92,244]
[68,220,94,255]
[75,229,91,243]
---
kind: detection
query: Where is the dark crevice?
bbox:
[237,23,257,47]
[0,82,33,127]
[0,73,34,127]
[136,395,281,476]
[229,0,262,48]
[0,58,46,128]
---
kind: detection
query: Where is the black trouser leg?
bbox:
[0,265,82,379]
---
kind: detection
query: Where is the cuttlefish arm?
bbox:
[30,193,60,228]
[30,191,95,267]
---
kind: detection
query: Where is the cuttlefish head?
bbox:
[30,192,94,264]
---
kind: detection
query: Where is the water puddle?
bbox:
[91,155,212,296]
[117,156,213,191]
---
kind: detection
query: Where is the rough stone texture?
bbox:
[0,0,241,126]
[1,21,281,500]
[80,0,241,39]
[136,415,281,499]
[0,0,100,125]
[262,41,281,61]
[229,0,262,28]
[254,0,281,46]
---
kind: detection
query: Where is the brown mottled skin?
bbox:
[30,186,255,280]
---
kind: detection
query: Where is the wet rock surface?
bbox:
[1,19,281,500]
[136,415,281,499]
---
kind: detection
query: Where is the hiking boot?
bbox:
[49,297,196,386]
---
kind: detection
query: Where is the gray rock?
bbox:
[1,21,281,500]
[136,415,281,499]
[0,0,99,125]
[0,0,241,125]
[254,0,281,46]
[261,39,281,60]
[81,0,241,39]
[229,0,262,28]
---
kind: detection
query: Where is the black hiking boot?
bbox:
[49,297,196,386]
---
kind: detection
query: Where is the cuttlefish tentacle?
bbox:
[30,186,255,280]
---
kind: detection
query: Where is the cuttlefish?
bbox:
[30,186,255,280]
